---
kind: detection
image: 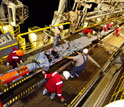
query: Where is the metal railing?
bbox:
[17,22,71,52]
[0,16,123,61]
[17,16,118,53]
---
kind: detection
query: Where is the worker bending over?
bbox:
[7,47,24,68]
[66,48,88,79]
[81,28,96,37]
[99,25,107,38]
[52,25,63,47]
[41,70,70,103]
[114,25,120,36]
[106,22,113,31]
[100,25,107,32]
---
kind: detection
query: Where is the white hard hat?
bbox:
[83,48,88,54]
[111,22,113,24]
[93,31,96,34]
[59,25,63,30]
[63,71,70,80]
[117,25,119,27]
[104,25,107,27]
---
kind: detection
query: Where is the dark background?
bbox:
[19,0,97,33]
[19,0,74,33]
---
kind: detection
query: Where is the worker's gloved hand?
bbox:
[61,98,65,103]
[7,62,9,66]
[41,70,46,75]
[20,60,23,63]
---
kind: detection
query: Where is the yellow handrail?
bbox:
[109,72,124,102]
[17,22,70,37]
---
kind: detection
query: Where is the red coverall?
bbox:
[114,27,120,36]
[7,47,21,68]
[100,26,106,31]
[44,71,63,99]
[106,24,113,30]
[82,29,93,35]
[0,100,3,107]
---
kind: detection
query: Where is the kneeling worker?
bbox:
[81,28,96,37]
[7,47,24,68]
[41,70,70,103]
[66,48,88,79]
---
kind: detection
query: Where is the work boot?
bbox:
[43,88,48,96]
[75,73,79,77]
[70,75,74,80]
[50,93,56,100]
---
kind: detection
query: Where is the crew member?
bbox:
[52,25,63,47]
[99,25,107,38]
[106,22,113,31]
[66,48,88,79]
[114,25,120,36]
[42,70,70,103]
[100,25,107,32]
[81,28,96,37]
[7,47,24,68]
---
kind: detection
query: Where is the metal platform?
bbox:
[11,46,110,107]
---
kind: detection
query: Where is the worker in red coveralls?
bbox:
[106,22,113,31]
[7,47,24,68]
[100,25,107,32]
[81,28,96,37]
[114,25,120,36]
[99,25,107,37]
[0,100,3,107]
[41,70,70,103]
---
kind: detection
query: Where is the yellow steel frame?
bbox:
[0,22,70,60]
[17,22,71,52]
[0,55,3,64]
[0,22,22,60]
[18,22,70,37]
[109,71,124,102]
[0,20,4,33]
[0,35,24,59]
[14,26,20,36]
[0,16,120,62]
[16,17,115,53]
